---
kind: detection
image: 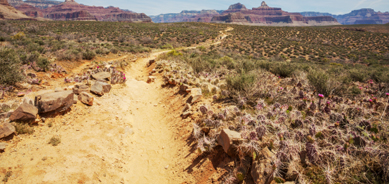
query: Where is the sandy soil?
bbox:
[0,28,233,184]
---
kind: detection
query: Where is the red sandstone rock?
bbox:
[211,1,339,26]
[15,4,43,18]
[14,0,151,22]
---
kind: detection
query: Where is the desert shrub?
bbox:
[271,62,296,77]
[350,86,362,95]
[26,25,39,33]
[48,136,61,146]
[140,37,153,44]
[185,57,211,73]
[110,47,118,54]
[82,50,96,60]
[371,70,389,83]
[13,122,34,135]
[220,56,236,69]
[167,50,183,57]
[349,69,367,82]
[27,51,40,64]
[12,32,25,40]
[0,48,24,85]
[227,71,256,92]
[161,44,173,49]
[37,58,51,71]
[197,46,206,52]
[258,60,272,71]
[307,69,330,96]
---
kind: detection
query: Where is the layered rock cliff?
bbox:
[8,0,62,9]
[300,9,389,25]
[0,0,37,20]
[13,0,152,22]
[151,1,339,26]
[211,1,339,26]
[151,10,222,23]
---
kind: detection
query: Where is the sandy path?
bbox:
[0,27,233,184]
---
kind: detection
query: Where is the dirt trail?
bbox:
[0,27,233,184]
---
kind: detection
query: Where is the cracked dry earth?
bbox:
[0,27,234,184]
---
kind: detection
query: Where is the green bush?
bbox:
[227,71,256,92]
[82,50,96,60]
[349,69,367,82]
[350,86,362,95]
[0,48,24,85]
[37,57,51,71]
[271,62,296,78]
[167,50,182,57]
[307,69,330,96]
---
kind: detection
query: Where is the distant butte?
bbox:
[211,1,340,26]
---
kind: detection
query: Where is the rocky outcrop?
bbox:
[92,72,111,81]
[0,122,15,139]
[8,0,62,9]
[223,3,247,14]
[217,129,241,157]
[13,0,151,22]
[152,1,339,26]
[211,1,339,26]
[0,0,36,20]
[15,4,43,17]
[102,12,151,22]
[78,92,93,106]
[34,91,74,113]
[91,81,111,96]
[151,10,222,23]
[73,84,89,95]
[45,10,97,21]
[9,103,38,121]
[300,9,389,25]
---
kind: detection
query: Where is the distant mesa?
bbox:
[301,8,389,25]
[212,1,339,26]
[151,1,339,26]
[10,0,152,22]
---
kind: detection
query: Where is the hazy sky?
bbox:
[76,0,389,15]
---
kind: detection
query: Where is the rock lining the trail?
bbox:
[9,103,38,121]
[78,92,94,106]
[91,81,112,96]
[35,91,75,113]
[0,122,15,139]
[91,72,111,81]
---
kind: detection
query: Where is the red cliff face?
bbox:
[0,0,9,6]
[14,0,152,22]
[15,4,44,18]
[211,1,339,26]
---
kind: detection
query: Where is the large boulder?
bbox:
[9,103,38,121]
[91,81,111,96]
[217,129,241,156]
[91,72,111,81]
[0,142,7,151]
[73,84,90,95]
[35,91,74,113]
[191,88,202,103]
[78,92,94,106]
[251,147,275,184]
[0,123,15,139]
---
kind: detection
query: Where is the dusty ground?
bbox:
[0,28,235,184]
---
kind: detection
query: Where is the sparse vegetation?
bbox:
[2,171,12,183]
[13,122,34,135]
[48,136,61,146]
